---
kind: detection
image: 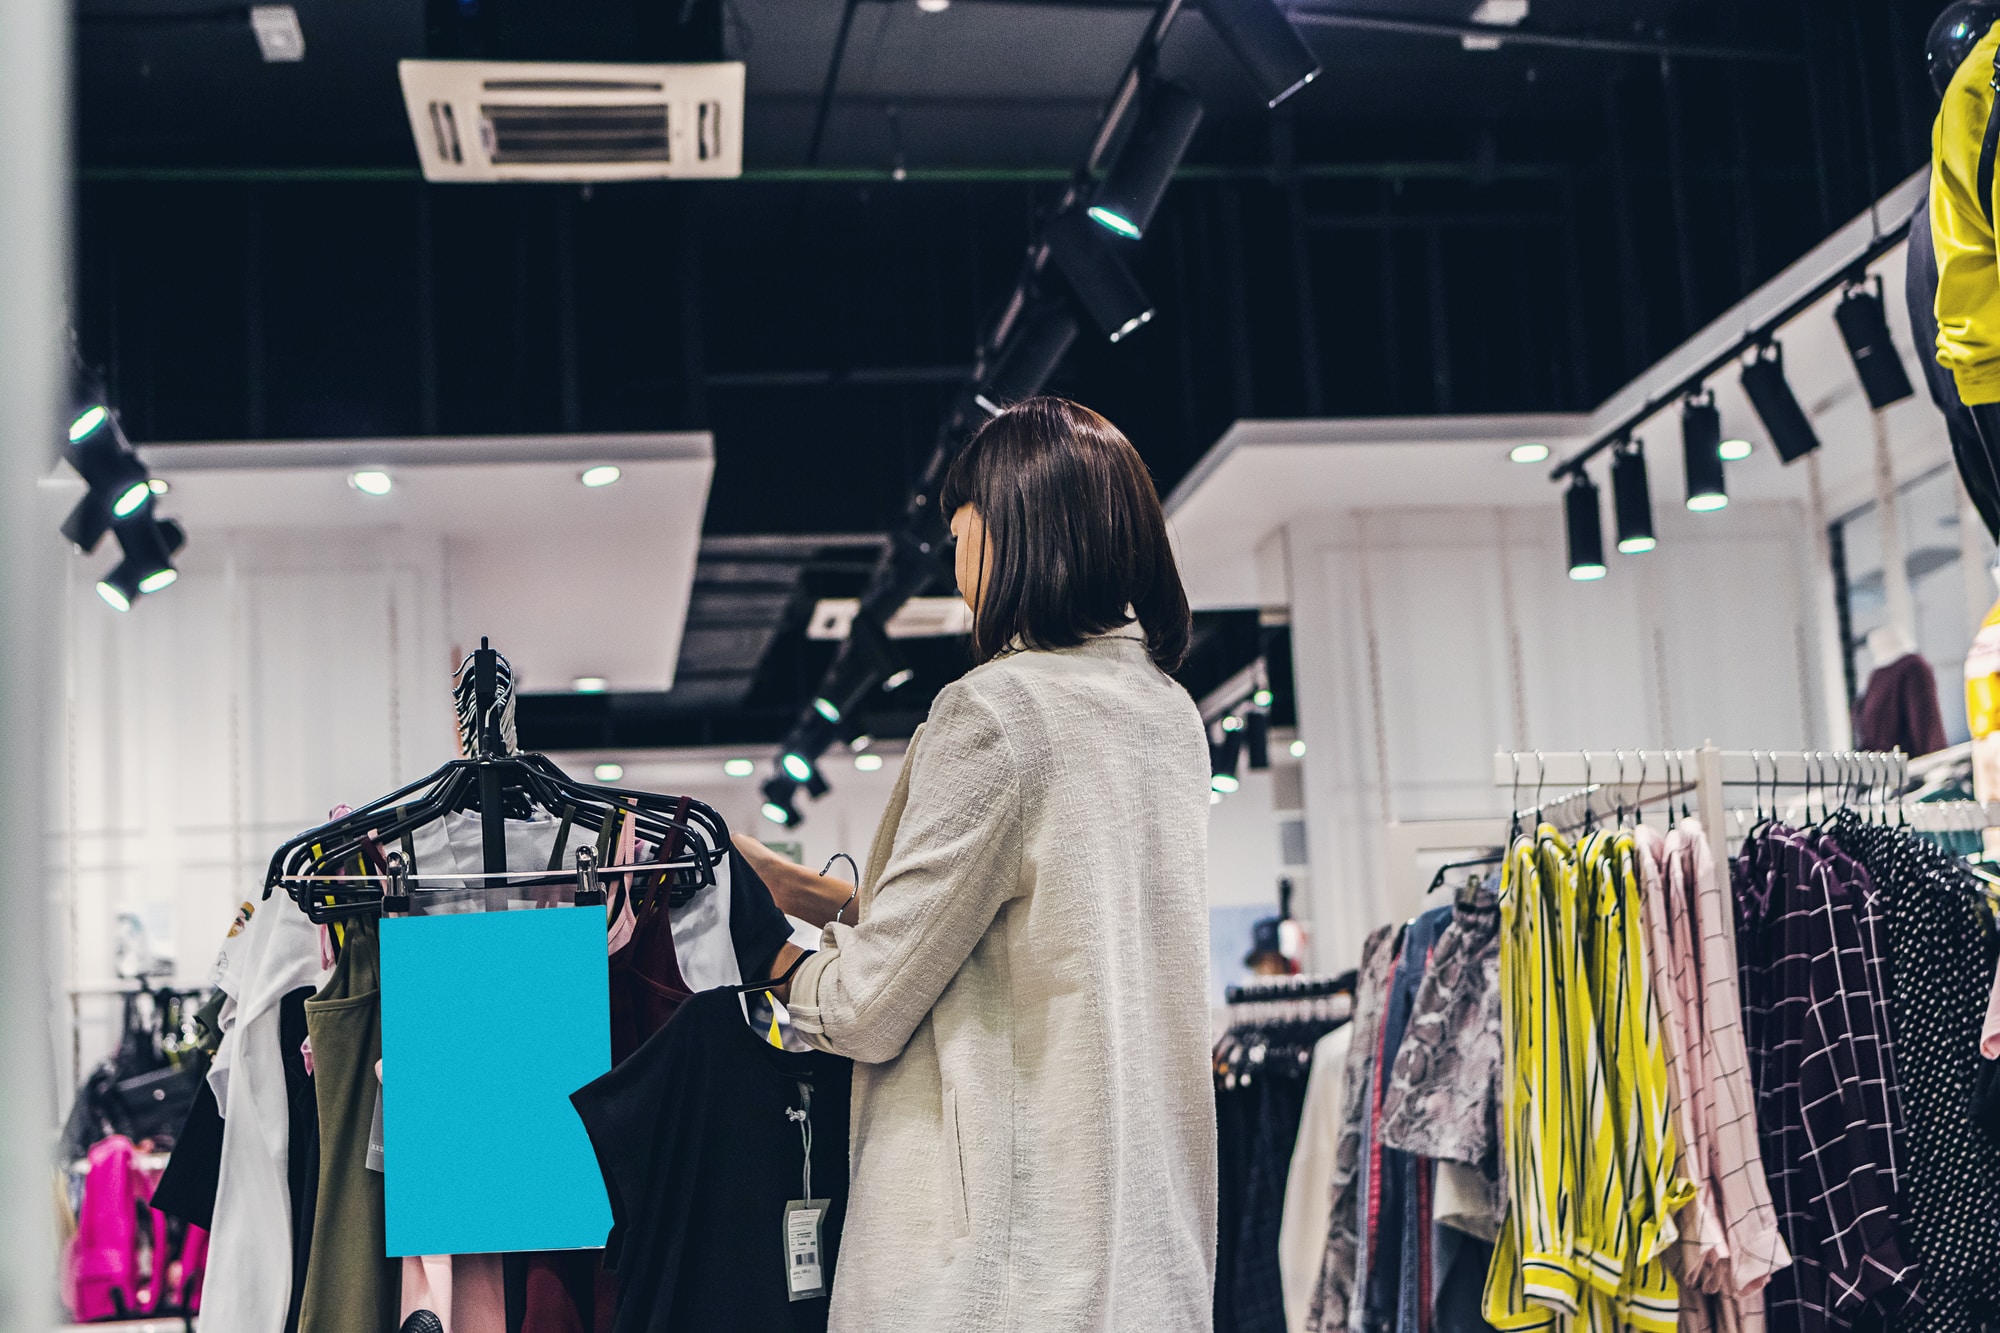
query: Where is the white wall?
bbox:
[53,525,458,1091]
[1285,499,1824,969]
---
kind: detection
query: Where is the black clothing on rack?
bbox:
[572,988,853,1333]
[151,1080,224,1231]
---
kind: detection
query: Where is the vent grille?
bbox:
[480,104,672,164]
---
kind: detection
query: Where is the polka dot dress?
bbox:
[1827,812,2000,1333]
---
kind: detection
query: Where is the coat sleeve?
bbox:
[1933,40,2000,406]
[786,679,1023,1064]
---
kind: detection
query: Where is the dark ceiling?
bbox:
[69,0,1938,746]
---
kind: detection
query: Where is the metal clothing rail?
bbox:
[1491,745,1912,895]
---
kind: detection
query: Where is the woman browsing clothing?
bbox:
[737,397,1217,1333]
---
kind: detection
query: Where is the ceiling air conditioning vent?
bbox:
[398,60,744,183]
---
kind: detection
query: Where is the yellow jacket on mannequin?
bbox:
[1934,21,2000,404]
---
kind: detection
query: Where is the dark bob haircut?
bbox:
[940,396,1192,672]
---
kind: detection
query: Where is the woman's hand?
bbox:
[732,834,858,928]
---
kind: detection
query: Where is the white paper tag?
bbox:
[784,1198,828,1300]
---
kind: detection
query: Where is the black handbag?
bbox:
[108,1063,201,1146]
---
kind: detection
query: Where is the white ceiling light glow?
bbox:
[579,465,622,488]
[348,470,393,496]
[572,676,609,693]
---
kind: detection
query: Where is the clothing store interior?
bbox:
[8,0,2000,1330]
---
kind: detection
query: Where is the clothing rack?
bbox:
[1491,745,1911,891]
[1224,974,1352,1005]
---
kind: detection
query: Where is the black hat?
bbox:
[1243,915,1285,964]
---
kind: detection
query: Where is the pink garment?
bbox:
[1633,825,1725,1300]
[1982,957,2000,1061]
[605,806,639,953]
[1668,820,1792,1333]
[400,1254,506,1333]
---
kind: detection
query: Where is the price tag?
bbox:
[784,1199,829,1300]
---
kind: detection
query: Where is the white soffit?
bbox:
[104,433,712,694]
[1167,169,1953,609]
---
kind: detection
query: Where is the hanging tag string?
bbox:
[788,1081,814,1202]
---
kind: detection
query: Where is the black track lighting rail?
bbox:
[1546,211,1915,485]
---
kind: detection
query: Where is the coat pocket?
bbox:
[940,1087,971,1238]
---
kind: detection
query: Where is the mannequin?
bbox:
[1867,623,1918,666]
[1857,620,1947,758]
[1921,2,2000,539]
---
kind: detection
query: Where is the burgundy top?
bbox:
[1855,652,1948,758]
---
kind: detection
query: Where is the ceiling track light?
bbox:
[977,304,1080,414]
[1088,80,1204,241]
[1564,470,1607,581]
[1681,393,1729,513]
[1834,279,1915,411]
[1201,0,1323,107]
[1739,342,1821,463]
[1610,438,1656,554]
[1044,211,1155,343]
[760,776,801,827]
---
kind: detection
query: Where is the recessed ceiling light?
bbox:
[349,470,392,496]
[572,676,609,693]
[855,753,884,772]
[147,478,170,495]
[1719,438,1753,461]
[593,762,624,782]
[580,465,622,488]
[917,0,950,11]
[1289,739,1307,758]
[1509,443,1551,464]
[723,758,756,778]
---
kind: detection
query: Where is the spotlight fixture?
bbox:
[1245,712,1271,770]
[1252,688,1274,708]
[1221,714,1244,733]
[1739,343,1821,463]
[572,676,609,693]
[812,697,842,724]
[1681,394,1729,512]
[1044,211,1155,343]
[594,763,624,782]
[1202,0,1322,107]
[883,668,915,692]
[781,752,815,783]
[1211,730,1244,792]
[96,515,183,611]
[803,769,830,800]
[849,734,874,752]
[1610,438,1656,554]
[1289,739,1307,758]
[68,404,110,444]
[1509,443,1550,464]
[1088,81,1204,241]
[723,758,756,778]
[761,777,801,827]
[976,304,1080,414]
[579,465,622,488]
[348,470,393,496]
[1564,471,1607,581]
[855,753,885,772]
[1834,281,1915,410]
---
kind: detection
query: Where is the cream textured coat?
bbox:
[788,626,1217,1332]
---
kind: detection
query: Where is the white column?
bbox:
[1871,411,1919,642]
[1,0,65,1319]
[1804,453,1855,748]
